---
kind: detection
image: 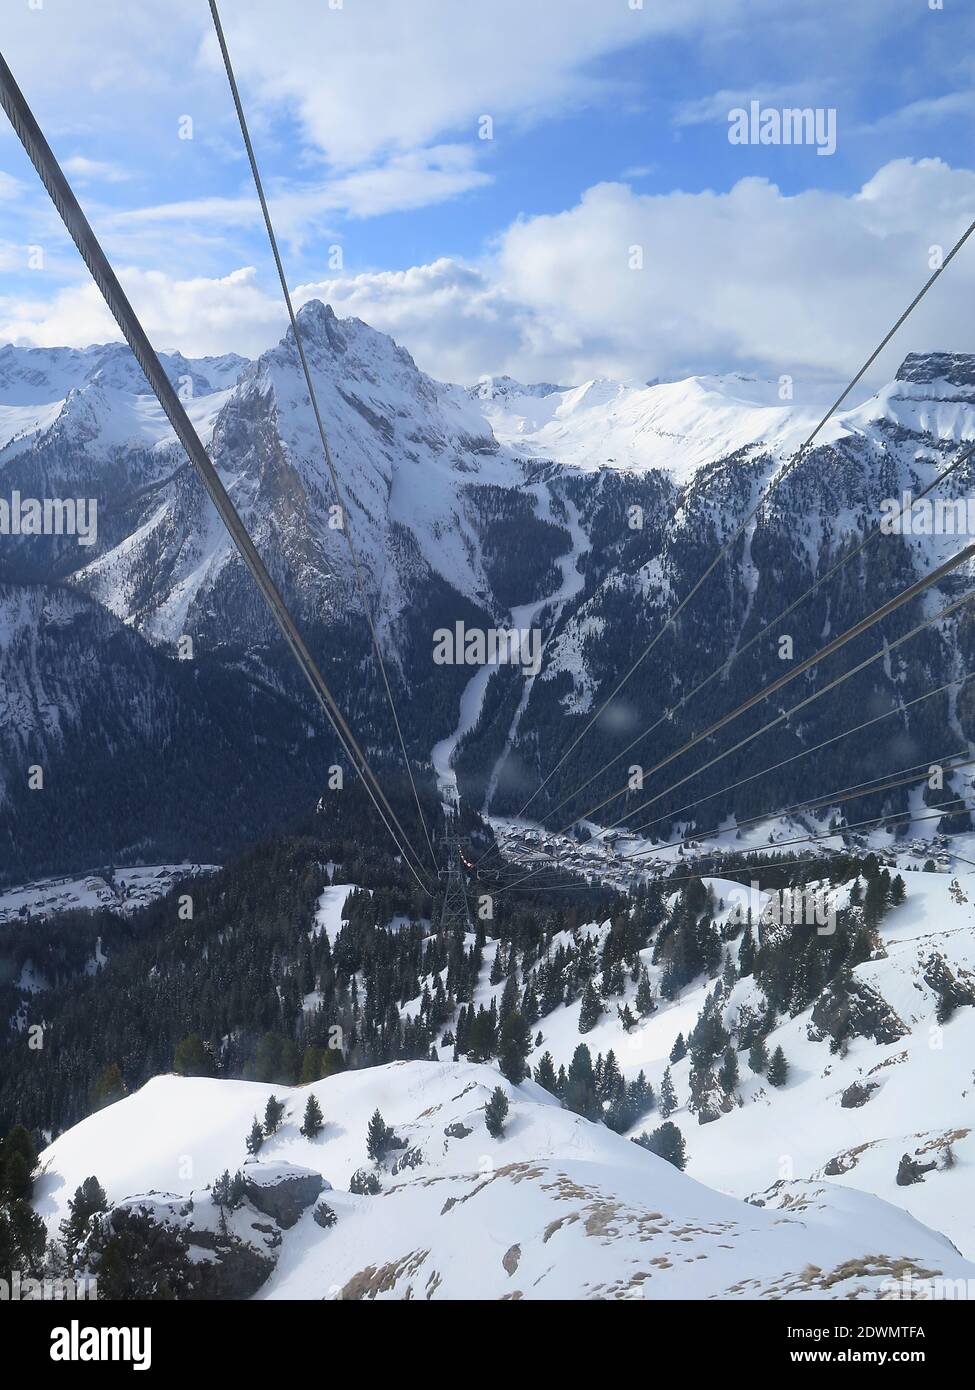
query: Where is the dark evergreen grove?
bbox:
[0,757,918,1174]
[0,782,613,1139]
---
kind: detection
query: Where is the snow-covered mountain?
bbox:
[4,307,975,878]
[34,1059,975,1300]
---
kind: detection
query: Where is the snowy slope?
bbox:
[435,866,975,1262]
[34,1060,975,1301]
[478,372,848,479]
[0,342,248,459]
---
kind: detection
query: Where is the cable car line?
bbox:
[209,1,439,875]
[505,216,975,827]
[0,49,434,895]
[474,437,975,868]
[495,583,973,889]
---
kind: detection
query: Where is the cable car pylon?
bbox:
[438,823,473,935]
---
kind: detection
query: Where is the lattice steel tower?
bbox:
[438,827,473,935]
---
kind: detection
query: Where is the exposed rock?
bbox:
[896,1153,938,1187]
[921,953,975,1015]
[242,1162,325,1229]
[186,1226,277,1299]
[391,1146,424,1174]
[840,1081,879,1109]
[444,1121,472,1139]
[811,974,909,1048]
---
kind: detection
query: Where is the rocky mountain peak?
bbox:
[895,351,975,388]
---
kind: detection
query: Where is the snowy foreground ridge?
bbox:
[36,1061,975,1300]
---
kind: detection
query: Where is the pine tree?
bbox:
[601,1049,623,1100]
[936,992,955,1024]
[263,1094,285,1135]
[748,1036,769,1074]
[669,1033,687,1063]
[498,972,520,1026]
[489,944,506,986]
[722,951,737,991]
[466,1006,497,1061]
[633,1120,687,1170]
[767,1045,789,1087]
[635,968,656,1017]
[173,1032,214,1077]
[578,980,603,1034]
[299,1045,327,1084]
[0,1199,47,1278]
[300,1093,324,1138]
[484,1086,509,1139]
[366,1108,389,1160]
[533,1051,558,1094]
[212,1170,233,1207]
[498,1010,532,1084]
[738,923,756,976]
[60,1175,108,1262]
[349,1168,382,1195]
[0,1125,38,1201]
[628,1071,654,1122]
[718,1046,739,1095]
[563,1043,600,1120]
[90,1063,125,1111]
[659,1065,678,1118]
[245,1118,264,1155]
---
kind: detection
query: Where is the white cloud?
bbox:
[4,160,975,395]
[293,260,527,384]
[672,84,838,129]
[854,91,975,137]
[112,145,489,237]
[194,0,683,168]
[0,265,285,357]
[297,159,975,389]
[61,156,131,185]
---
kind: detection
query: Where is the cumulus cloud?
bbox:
[295,159,975,389]
[0,265,286,357]
[4,160,975,392]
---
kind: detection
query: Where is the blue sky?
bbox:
[1,0,974,388]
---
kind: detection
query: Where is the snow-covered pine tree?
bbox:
[300,1093,324,1138]
[263,1095,285,1135]
[366,1108,389,1160]
[578,980,603,1034]
[533,1050,558,1094]
[659,1065,678,1118]
[484,1086,509,1139]
[767,1045,789,1087]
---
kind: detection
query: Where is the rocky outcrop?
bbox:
[811,974,909,1048]
[840,1081,879,1109]
[921,953,975,1016]
[242,1162,326,1229]
[896,1153,938,1187]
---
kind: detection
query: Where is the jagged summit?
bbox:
[896,351,975,387]
[467,374,564,401]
